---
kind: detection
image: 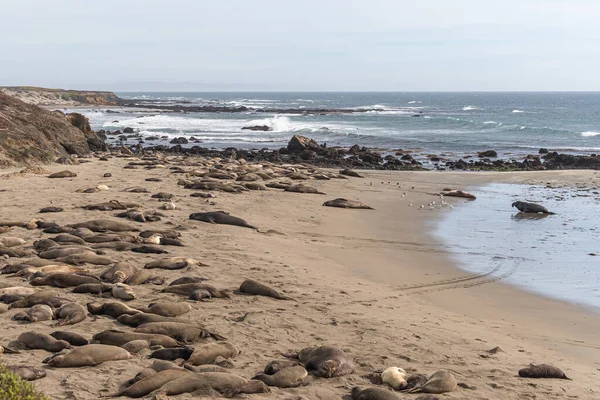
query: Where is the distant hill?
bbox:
[0,86,121,107]
[0,92,106,167]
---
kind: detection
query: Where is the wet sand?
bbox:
[0,158,599,399]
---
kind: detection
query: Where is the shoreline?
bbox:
[0,155,598,399]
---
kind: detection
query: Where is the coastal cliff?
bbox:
[0,92,106,167]
[0,86,121,107]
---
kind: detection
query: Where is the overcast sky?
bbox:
[1,0,599,91]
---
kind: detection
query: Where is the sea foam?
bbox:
[581,131,600,137]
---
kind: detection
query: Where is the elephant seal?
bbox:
[323,198,374,210]
[117,313,178,327]
[296,346,354,377]
[43,344,132,367]
[187,342,240,365]
[6,365,47,381]
[0,286,36,298]
[0,237,27,247]
[403,373,428,391]
[100,263,139,283]
[518,364,570,379]
[161,283,229,300]
[139,230,181,239]
[351,387,401,400]
[382,367,408,390]
[39,247,94,259]
[73,282,114,295]
[122,340,151,354]
[57,253,115,265]
[145,257,206,270]
[139,302,191,317]
[169,276,209,286]
[51,234,85,245]
[284,184,326,195]
[8,290,63,309]
[415,396,440,400]
[48,170,77,178]
[30,273,100,288]
[238,279,295,301]
[263,360,302,375]
[15,264,86,279]
[33,239,60,252]
[54,302,87,326]
[67,219,139,232]
[125,270,166,286]
[150,346,194,361]
[184,364,229,373]
[40,207,64,213]
[512,201,556,214]
[340,169,364,178]
[50,331,89,346]
[18,331,71,352]
[408,370,457,394]
[253,365,310,388]
[112,369,191,398]
[13,304,54,322]
[88,301,141,319]
[135,322,226,343]
[131,245,169,254]
[112,283,136,300]
[441,189,476,199]
[128,360,186,385]
[154,372,270,397]
[189,211,257,230]
[92,329,180,348]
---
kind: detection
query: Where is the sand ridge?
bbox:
[0,156,598,399]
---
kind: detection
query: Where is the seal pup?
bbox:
[6,365,47,381]
[518,364,570,379]
[50,331,89,346]
[122,340,151,354]
[54,302,87,326]
[189,211,257,230]
[253,365,310,388]
[13,304,54,322]
[238,279,295,301]
[39,207,64,213]
[351,387,401,400]
[187,342,240,365]
[150,346,195,361]
[262,359,302,375]
[100,263,139,283]
[112,283,136,300]
[403,373,428,391]
[18,331,71,352]
[0,286,36,298]
[295,345,355,378]
[43,344,132,367]
[323,198,374,210]
[0,237,27,247]
[408,370,457,394]
[73,282,114,295]
[382,367,408,390]
[512,201,556,214]
[152,372,270,397]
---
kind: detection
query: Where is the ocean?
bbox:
[76,92,600,157]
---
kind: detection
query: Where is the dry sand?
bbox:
[0,156,599,400]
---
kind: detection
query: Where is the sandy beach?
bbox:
[0,155,599,400]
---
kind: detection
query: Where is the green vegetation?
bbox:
[0,365,49,400]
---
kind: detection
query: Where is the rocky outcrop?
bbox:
[242,125,270,131]
[0,92,106,167]
[0,87,121,106]
[287,135,320,153]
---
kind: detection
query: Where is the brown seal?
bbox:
[351,387,400,400]
[238,279,295,300]
[518,364,570,379]
[441,189,476,200]
[150,346,195,361]
[284,184,326,195]
[512,201,556,214]
[161,282,229,301]
[50,331,89,346]
[38,247,94,259]
[112,283,136,300]
[128,360,186,386]
[43,344,132,367]
[145,257,206,270]
[154,372,269,397]
[117,313,178,327]
[51,234,85,245]
[253,365,310,388]
[340,169,364,178]
[139,302,192,317]
[92,329,180,348]
[262,359,302,375]
[67,219,139,232]
[6,365,47,381]
[323,198,374,209]
[48,170,77,178]
[189,211,257,229]
[54,302,87,326]
[18,331,71,352]
[296,345,354,377]
[57,253,116,265]
[135,322,225,343]
[13,304,54,322]
[168,276,209,286]
[403,373,429,391]
[30,273,100,288]
[73,282,114,295]
[122,340,151,354]
[111,369,191,398]
[8,289,63,309]
[125,270,165,285]
[87,301,141,319]
[100,263,139,283]
[187,342,240,365]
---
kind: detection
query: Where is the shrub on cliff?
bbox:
[0,365,48,400]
